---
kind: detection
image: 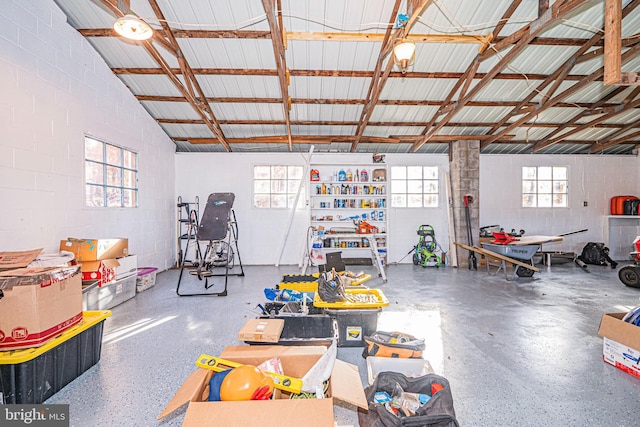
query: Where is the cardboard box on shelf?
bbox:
[237,319,285,343]
[59,238,128,262]
[0,249,43,271]
[598,312,640,379]
[158,345,367,427]
[0,266,83,351]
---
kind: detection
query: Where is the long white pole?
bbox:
[444,171,458,267]
[275,146,314,266]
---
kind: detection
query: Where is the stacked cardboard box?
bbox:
[0,250,82,351]
[60,238,137,311]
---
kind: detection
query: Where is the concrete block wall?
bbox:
[450,140,480,265]
[0,1,176,270]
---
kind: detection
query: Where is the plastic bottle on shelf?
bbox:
[310,169,320,181]
[346,169,353,181]
[338,169,346,181]
[361,169,368,182]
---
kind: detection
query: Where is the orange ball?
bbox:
[219,365,274,401]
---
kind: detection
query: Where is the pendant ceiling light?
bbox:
[393,39,416,74]
[113,13,153,40]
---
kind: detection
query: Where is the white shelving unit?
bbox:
[308,164,388,279]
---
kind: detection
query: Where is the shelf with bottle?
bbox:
[321,235,387,250]
[311,198,387,210]
[310,166,386,184]
[312,182,385,196]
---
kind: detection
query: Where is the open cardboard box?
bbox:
[598,312,640,379]
[158,345,367,426]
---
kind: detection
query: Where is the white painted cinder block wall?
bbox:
[480,155,640,260]
[0,1,176,270]
[175,152,451,266]
[177,152,640,266]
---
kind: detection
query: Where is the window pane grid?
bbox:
[254,165,304,209]
[84,136,138,208]
[522,166,567,208]
[391,166,439,208]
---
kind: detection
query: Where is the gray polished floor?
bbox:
[46,260,640,426]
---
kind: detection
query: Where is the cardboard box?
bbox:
[0,249,43,270]
[598,312,640,379]
[602,337,640,380]
[158,345,367,426]
[80,259,120,285]
[114,255,137,280]
[59,238,128,262]
[0,266,83,350]
[238,319,285,343]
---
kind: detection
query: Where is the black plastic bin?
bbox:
[245,314,335,346]
[324,308,381,347]
[0,311,110,404]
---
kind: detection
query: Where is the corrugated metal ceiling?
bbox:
[51,0,640,154]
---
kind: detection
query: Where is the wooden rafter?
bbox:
[591,127,640,153]
[534,97,640,150]
[178,134,507,145]
[417,0,523,146]
[146,0,230,151]
[112,67,602,82]
[531,86,628,152]
[412,0,592,152]
[97,0,230,151]
[351,0,433,152]
[485,41,640,150]
[157,118,633,130]
[135,94,628,110]
[261,0,293,151]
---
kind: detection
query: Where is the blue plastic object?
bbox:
[208,369,231,401]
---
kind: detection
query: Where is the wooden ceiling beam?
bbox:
[351,0,434,152]
[285,32,491,44]
[531,86,628,152]
[137,94,630,110]
[146,0,230,151]
[261,0,293,151]
[415,0,523,148]
[591,128,640,153]
[535,97,640,150]
[113,67,599,82]
[483,1,640,150]
[157,118,631,129]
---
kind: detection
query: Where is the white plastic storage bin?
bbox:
[136,267,158,292]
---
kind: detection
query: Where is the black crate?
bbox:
[246,314,335,346]
[0,313,108,404]
[324,308,380,347]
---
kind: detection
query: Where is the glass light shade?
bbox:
[113,13,153,40]
[393,40,416,73]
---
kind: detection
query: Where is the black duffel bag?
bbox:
[358,372,459,427]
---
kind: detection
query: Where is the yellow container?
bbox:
[314,288,389,309]
[0,311,111,364]
[279,273,372,293]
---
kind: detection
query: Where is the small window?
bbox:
[85,136,138,208]
[391,166,439,208]
[253,165,304,208]
[522,166,567,207]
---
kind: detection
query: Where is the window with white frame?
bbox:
[84,136,138,208]
[522,166,568,207]
[253,165,304,208]
[391,166,439,207]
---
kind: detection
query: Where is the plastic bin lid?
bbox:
[0,311,111,364]
[137,267,158,276]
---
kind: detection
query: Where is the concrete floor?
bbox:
[46,260,640,426]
